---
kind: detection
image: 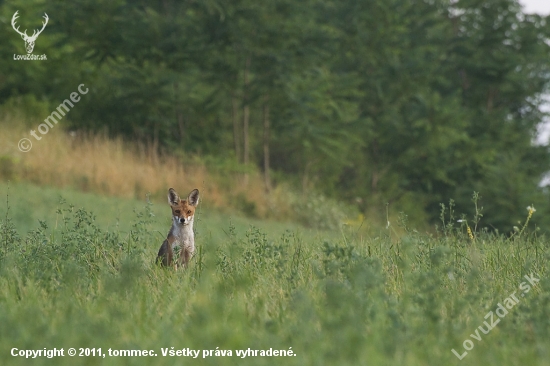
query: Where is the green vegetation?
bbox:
[0,119,359,231]
[2,0,550,230]
[1,183,549,365]
[2,0,550,362]
[0,182,310,245]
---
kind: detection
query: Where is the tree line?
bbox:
[1,0,550,230]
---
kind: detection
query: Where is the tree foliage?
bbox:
[1,0,549,230]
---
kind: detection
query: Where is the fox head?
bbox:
[168,188,200,226]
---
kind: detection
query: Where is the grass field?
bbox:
[0,119,355,229]
[1,181,549,365]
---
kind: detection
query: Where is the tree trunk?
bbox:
[487,86,498,112]
[177,114,184,145]
[371,138,379,192]
[174,82,184,144]
[243,56,251,167]
[232,94,241,162]
[243,56,251,184]
[263,94,271,192]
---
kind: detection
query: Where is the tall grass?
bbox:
[0,115,354,229]
[0,120,264,211]
[0,185,549,365]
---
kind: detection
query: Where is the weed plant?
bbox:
[0,121,353,229]
[0,189,549,365]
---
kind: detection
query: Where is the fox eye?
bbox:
[187,210,192,215]
[174,210,181,214]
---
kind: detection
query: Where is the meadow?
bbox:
[2,0,549,363]
[1,180,549,366]
[1,114,549,365]
[0,118,356,231]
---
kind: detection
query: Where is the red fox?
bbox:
[157,188,200,269]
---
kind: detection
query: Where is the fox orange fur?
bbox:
[157,188,200,269]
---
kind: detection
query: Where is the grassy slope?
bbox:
[1,182,549,365]
[0,181,313,247]
[0,120,343,226]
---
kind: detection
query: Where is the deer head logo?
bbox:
[11,11,49,54]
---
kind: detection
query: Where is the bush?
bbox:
[292,191,349,230]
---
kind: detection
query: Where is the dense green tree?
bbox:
[1,0,549,230]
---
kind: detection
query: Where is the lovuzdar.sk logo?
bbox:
[11,10,48,61]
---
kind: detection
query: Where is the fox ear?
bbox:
[187,189,200,207]
[168,188,180,206]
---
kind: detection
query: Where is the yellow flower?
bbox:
[527,205,536,219]
[518,205,536,236]
[467,225,474,241]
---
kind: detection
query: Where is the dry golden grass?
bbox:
[0,117,287,218]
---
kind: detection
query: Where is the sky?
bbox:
[517,1,550,144]
[519,0,550,15]
[517,1,550,187]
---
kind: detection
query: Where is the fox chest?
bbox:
[170,225,195,251]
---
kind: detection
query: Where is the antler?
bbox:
[11,10,28,38]
[30,13,49,39]
[11,11,49,53]
[11,11,48,40]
